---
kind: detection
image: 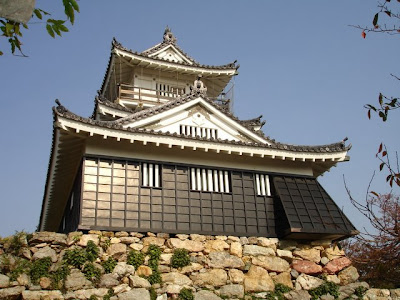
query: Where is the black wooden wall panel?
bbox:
[78,156,277,237]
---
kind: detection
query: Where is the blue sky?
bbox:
[0,1,399,237]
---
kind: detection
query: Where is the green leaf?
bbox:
[373,13,379,26]
[378,93,383,104]
[70,0,80,12]
[378,111,385,120]
[0,50,3,55]
[59,24,69,32]
[52,25,61,36]
[46,24,55,38]
[5,23,14,35]
[33,9,43,20]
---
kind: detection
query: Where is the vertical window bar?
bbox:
[256,174,261,195]
[149,163,154,187]
[143,163,148,186]
[224,171,230,193]
[191,168,196,190]
[219,170,225,193]
[260,174,266,196]
[265,175,271,196]
[213,170,219,192]
[202,169,207,191]
[196,168,202,190]
[207,169,213,192]
[154,164,160,188]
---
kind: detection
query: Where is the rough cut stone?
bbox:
[208,251,245,269]
[39,277,52,289]
[113,262,135,278]
[284,290,311,300]
[142,237,165,247]
[160,253,173,265]
[0,274,10,288]
[129,243,143,251]
[220,284,244,298]
[228,236,240,242]
[115,231,129,238]
[99,273,119,288]
[277,249,293,259]
[229,269,244,283]
[391,289,400,299]
[204,240,229,253]
[244,265,275,292]
[191,269,227,287]
[293,248,321,263]
[78,234,99,246]
[230,242,242,257]
[190,234,207,242]
[240,237,249,245]
[194,290,221,300]
[129,275,151,288]
[112,283,131,295]
[156,294,168,300]
[0,286,25,299]
[32,246,58,262]
[279,240,298,250]
[292,260,323,274]
[326,275,340,284]
[107,243,127,259]
[167,238,204,252]
[271,271,293,289]
[136,265,152,277]
[323,257,352,274]
[338,282,369,300]
[17,274,31,286]
[65,288,109,299]
[180,262,203,274]
[22,290,64,300]
[162,272,192,285]
[30,232,67,246]
[338,266,359,285]
[323,246,345,260]
[252,255,290,272]
[64,269,93,291]
[365,288,391,299]
[118,288,150,300]
[164,284,183,294]
[321,256,330,265]
[257,237,278,249]
[243,245,275,256]
[295,274,324,290]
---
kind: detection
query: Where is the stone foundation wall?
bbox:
[0,231,399,300]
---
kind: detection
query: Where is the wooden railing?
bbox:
[117,84,185,105]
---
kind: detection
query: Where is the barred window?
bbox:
[141,163,161,188]
[255,174,271,196]
[180,125,217,139]
[190,168,230,193]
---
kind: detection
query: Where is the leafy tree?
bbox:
[0,0,79,56]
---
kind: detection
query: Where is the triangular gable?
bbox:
[147,44,194,65]
[119,97,271,145]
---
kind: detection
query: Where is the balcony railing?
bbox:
[117,84,185,106]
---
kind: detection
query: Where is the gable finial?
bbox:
[189,75,207,97]
[163,26,177,44]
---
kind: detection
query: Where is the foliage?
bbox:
[127,250,145,269]
[146,244,162,284]
[50,264,70,289]
[102,257,117,274]
[149,287,157,300]
[354,286,368,298]
[171,248,191,268]
[0,0,79,56]
[9,258,31,281]
[309,281,339,300]
[30,256,52,284]
[178,287,194,300]
[0,254,12,274]
[100,238,111,251]
[103,289,114,300]
[63,247,87,268]
[88,296,98,300]
[82,262,101,283]
[85,240,99,262]
[4,231,28,255]
[342,192,400,288]
[261,284,292,300]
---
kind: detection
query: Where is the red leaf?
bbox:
[380,163,385,171]
[382,151,387,157]
[378,143,383,153]
[370,191,379,197]
[368,110,371,119]
[362,31,366,39]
